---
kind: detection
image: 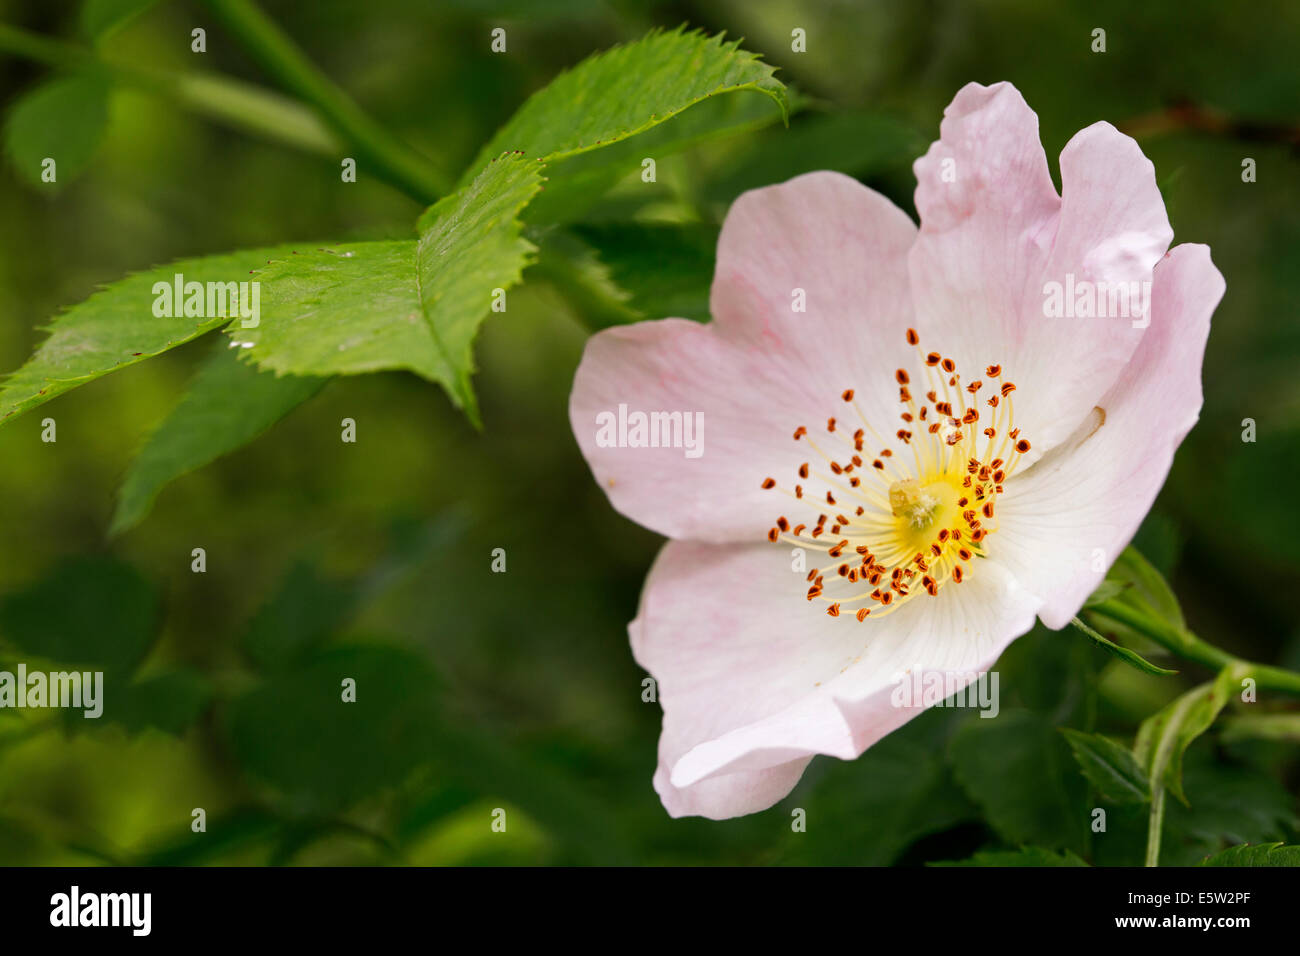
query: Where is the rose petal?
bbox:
[992,244,1224,629]
[570,172,917,542]
[635,537,1041,818]
[910,82,1174,459]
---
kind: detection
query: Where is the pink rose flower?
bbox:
[569,82,1225,819]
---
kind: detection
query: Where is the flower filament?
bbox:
[760,329,1032,621]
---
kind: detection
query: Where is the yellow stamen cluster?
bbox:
[760,328,1032,621]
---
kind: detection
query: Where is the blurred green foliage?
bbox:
[0,0,1297,865]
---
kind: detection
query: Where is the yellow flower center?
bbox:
[759,328,1033,621]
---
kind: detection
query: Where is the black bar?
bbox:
[0,865,1286,942]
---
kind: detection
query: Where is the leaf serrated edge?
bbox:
[0,244,312,425]
[415,156,545,427]
[1059,728,1151,805]
[456,26,788,188]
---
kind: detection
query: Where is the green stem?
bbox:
[0,24,339,156]
[0,22,81,68]
[199,0,451,201]
[1219,712,1300,743]
[167,71,339,153]
[1089,598,1300,696]
[1145,783,1166,867]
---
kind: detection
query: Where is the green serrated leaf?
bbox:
[112,341,326,534]
[535,222,721,332]
[1172,757,1300,858]
[1136,665,1244,806]
[0,556,158,676]
[776,709,976,866]
[949,709,1088,853]
[571,222,718,321]
[224,644,443,814]
[225,242,427,372]
[1198,842,1300,866]
[4,71,111,189]
[931,846,1089,867]
[236,157,541,425]
[107,668,213,736]
[530,230,641,329]
[137,809,281,866]
[243,562,357,671]
[421,723,634,864]
[524,85,795,226]
[1060,729,1151,804]
[1088,751,1298,867]
[0,243,304,426]
[414,155,542,421]
[451,26,787,190]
